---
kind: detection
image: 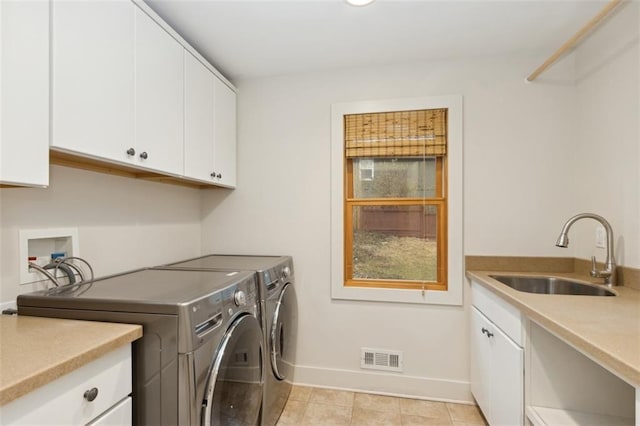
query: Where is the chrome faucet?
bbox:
[555,213,617,286]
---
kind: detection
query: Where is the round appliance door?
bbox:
[202,313,263,426]
[270,283,298,380]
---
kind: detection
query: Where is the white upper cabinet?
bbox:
[1,0,50,187]
[134,8,184,176]
[19,0,234,187]
[51,0,136,164]
[213,78,237,188]
[184,52,215,182]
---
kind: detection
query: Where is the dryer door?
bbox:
[270,283,298,380]
[201,313,263,426]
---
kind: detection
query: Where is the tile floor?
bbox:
[276,386,488,426]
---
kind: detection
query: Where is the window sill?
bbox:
[331,280,462,306]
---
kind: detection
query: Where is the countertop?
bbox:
[467,271,640,388]
[0,315,142,406]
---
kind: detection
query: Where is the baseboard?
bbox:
[293,364,473,404]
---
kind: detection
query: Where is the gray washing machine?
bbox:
[157,255,298,426]
[17,268,263,426]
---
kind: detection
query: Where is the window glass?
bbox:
[351,205,438,282]
[352,157,437,199]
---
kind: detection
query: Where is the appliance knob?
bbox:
[282,266,291,279]
[234,290,246,307]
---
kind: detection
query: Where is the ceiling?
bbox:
[144,0,612,83]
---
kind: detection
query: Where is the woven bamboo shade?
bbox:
[344,109,447,158]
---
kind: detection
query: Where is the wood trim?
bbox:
[526,0,624,82]
[50,150,208,189]
[435,157,443,198]
[345,279,447,291]
[343,157,448,290]
[346,198,445,206]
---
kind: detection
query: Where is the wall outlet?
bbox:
[595,225,606,249]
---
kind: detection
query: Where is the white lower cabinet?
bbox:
[0,345,132,425]
[470,282,524,425]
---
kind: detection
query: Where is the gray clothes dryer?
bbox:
[17,268,263,426]
[157,255,298,426]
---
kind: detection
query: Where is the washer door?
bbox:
[201,313,263,426]
[270,283,297,380]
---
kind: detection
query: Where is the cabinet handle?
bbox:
[139,151,148,160]
[83,387,99,402]
[216,173,222,179]
[481,327,494,338]
[126,148,135,156]
[210,172,216,179]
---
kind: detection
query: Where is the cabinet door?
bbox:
[51,0,135,163]
[491,320,524,426]
[184,52,215,182]
[213,77,237,187]
[470,307,492,422]
[0,0,49,187]
[135,8,184,176]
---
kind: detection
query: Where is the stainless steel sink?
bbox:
[489,275,616,296]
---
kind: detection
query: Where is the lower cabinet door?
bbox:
[470,306,492,421]
[87,397,132,426]
[491,321,524,426]
[471,306,524,426]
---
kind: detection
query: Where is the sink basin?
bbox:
[489,275,616,296]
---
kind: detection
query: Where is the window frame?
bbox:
[330,95,463,306]
[344,156,448,290]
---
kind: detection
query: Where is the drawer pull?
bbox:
[83,387,99,402]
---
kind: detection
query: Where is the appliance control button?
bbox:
[234,290,246,306]
[282,266,291,278]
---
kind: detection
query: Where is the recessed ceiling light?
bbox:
[345,0,375,7]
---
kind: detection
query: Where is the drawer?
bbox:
[1,344,132,425]
[87,396,132,425]
[471,280,523,346]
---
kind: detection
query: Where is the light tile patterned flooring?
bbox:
[277,386,488,426]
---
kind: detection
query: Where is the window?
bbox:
[344,110,448,291]
[331,96,462,305]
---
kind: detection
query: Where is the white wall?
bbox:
[200,52,577,401]
[570,2,639,269]
[0,165,202,305]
